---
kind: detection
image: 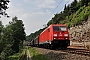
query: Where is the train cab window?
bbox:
[53,26,59,31]
[59,26,67,31]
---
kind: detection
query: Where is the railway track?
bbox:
[60,48,90,56]
[34,46,90,60]
[33,46,90,56]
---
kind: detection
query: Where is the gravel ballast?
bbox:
[34,47,90,60]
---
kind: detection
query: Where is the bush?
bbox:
[66,22,71,28]
[84,13,88,20]
[68,14,73,21]
[88,2,90,6]
[29,47,49,60]
[6,46,26,60]
[0,46,14,60]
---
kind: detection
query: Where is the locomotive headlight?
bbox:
[64,34,68,36]
[54,38,56,39]
[54,34,57,36]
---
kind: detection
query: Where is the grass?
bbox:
[7,51,22,60]
[7,46,27,60]
[29,47,50,60]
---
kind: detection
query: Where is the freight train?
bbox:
[30,24,70,49]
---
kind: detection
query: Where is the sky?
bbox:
[0,0,77,35]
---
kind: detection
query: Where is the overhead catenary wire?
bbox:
[45,0,63,25]
[52,0,71,24]
[58,0,71,13]
[51,0,71,16]
[45,0,71,25]
[51,0,63,14]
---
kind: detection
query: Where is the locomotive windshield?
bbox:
[53,26,67,31]
[53,26,59,31]
[60,26,67,31]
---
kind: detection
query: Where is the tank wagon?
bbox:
[31,24,70,49]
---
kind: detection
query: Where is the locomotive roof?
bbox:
[50,24,66,26]
[40,24,67,35]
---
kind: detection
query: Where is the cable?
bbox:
[45,0,63,24]
[45,0,71,25]
[52,0,63,14]
[58,0,71,13]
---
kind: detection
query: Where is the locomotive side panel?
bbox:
[39,28,50,44]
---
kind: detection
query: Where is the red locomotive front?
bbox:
[39,24,70,49]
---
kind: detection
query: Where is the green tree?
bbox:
[0,21,4,53]
[0,21,13,60]
[0,0,10,17]
[0,16,26,60]
[10,16,26,53]
[26,27,46,42]
[0,25,14,60]
[80,0,90,6]
[63,4,71,16]
[70,0,78,13]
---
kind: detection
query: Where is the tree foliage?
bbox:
[0,0,10,18]
[0,16,26,60]
[80,0,90,6]
[0,21,4,53]
[0,26,14,59]
[70,0,78,13]
[26,27,46,41]
[9,16,26,53]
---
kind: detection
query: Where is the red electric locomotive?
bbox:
[39,24,70,49]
